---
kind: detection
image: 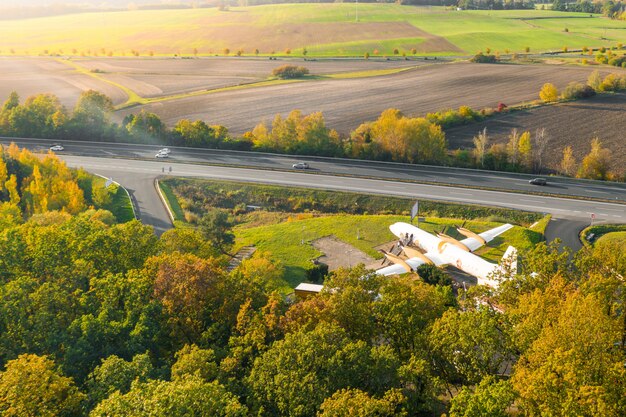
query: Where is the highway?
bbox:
[59,155,626,236]
[3,137,626,203]
[2,137,624,246]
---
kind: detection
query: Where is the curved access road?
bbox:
[57,155,626,239]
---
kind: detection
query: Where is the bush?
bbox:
[470,52,497,63]
[272,65,309,79]
[561,82,596,100]
[539,83,559,102]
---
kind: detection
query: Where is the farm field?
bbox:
[0,57,127,107]
[113,61,614,134]
[445,92,626,175]
[1,4,625,57]
[75,57,424,99]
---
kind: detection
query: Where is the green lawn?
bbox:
[1,4,623,57]
[235,214,545,287]
[92,177,135,223]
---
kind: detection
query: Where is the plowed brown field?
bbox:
[0,57,127,107]
[445,93,626,175]
[116,62,616,136]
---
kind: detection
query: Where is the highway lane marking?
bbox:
[582,188,609,194]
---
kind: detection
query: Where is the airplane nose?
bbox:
[389,222,406,237]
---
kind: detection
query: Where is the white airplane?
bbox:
[377,222,518,288]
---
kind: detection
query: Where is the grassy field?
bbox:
[159,178,546,287]
[92,177,135,223]
[234,214,545,287]
[1,4,624,57]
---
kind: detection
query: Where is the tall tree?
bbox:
[559,146,576,176]
[0,354,85,417]
[577,137,611,180]
[472,128,489,167]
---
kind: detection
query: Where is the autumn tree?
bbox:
[511,291,626,416]
[577,137,612,180]
[151,253,226,343]
[539,83,559,102]
[532,127,550,173]
[363,108,447,164]
[505,129,521,167]
[0,354,85,417]
[559,145,577,176]
[472,128,489,167]
[518,130,532,170]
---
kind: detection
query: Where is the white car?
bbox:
[159,148,171,155]
[155,152,169,158]
[292,162,309,169]
[50,145,64,151]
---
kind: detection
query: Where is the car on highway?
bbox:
[158,148,171,155]
[49,144,64,151]
[292,162,309,169]
[529,178,547,186]
[155,152,169,158]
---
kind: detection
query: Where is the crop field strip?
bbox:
[1,5,624,57]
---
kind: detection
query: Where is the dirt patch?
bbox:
[312,236,375,271]
[445,92,626,175]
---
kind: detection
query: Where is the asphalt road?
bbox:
[57,155,626,238]
[3,137,624,246]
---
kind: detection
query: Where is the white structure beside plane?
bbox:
[378,222,517,288]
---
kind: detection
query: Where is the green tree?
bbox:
[124,110,166,142]
[430,307,512,385]
[70,90,114,140]
[374,276,448,358]
[87,353,153,406]
[0,354,85,417]
[449,376,515,417]
[318,388,407,417]
[90,377,247,417]
[587,69,602,91]
[247,322,400,417]
[171,344,219,381]
[199,208,235,254]
[518,130,532,170]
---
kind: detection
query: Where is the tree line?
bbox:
[0,145,624,416]
[1,71,624,181]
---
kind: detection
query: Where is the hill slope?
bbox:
[1,4,624,57]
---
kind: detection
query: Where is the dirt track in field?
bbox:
[76,57,427,98]
[115,62,616,136]
[445,93,626,174]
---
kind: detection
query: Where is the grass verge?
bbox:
[158,180,185,222]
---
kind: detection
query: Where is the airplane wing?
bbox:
[460,223,514,252]
[375,251,448,276]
